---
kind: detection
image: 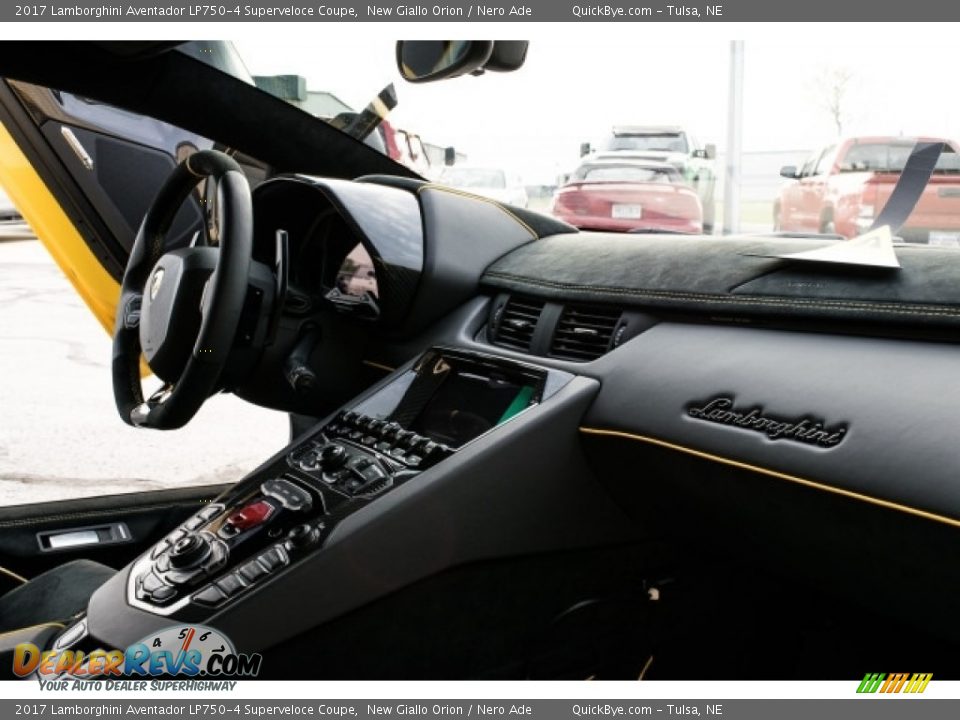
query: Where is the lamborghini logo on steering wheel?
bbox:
[149,268,165,301]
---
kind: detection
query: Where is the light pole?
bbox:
[722,40,744,235]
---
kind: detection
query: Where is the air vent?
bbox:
[491,295,545,352]
[550,304,623,361]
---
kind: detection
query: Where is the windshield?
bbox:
[440,167,507,188]
[839,142,960,173]
[233,39,960,244]
[601,133,689,154]
[571,164,681,184]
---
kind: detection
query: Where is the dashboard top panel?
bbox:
[481,232,960,337]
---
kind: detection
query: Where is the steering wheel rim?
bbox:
[112,150,252,430]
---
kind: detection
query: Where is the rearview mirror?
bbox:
[444,147,457,166]
[780,165,799,179]
[579,142,592,157]
[396,41,494,83]
[483,41,529,72]
[396,41,529,83]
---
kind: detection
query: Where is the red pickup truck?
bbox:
[774,137,960,245]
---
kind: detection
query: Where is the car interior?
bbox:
[0,40,959,680]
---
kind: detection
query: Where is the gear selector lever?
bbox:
[319,444,347,470]
[168,534,212,569]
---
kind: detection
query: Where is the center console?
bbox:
[124,347,550,618]
[66,340,630,659]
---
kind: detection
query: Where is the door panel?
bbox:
[0,484,229,580]
[41,120,204,254]
[0,119,119,332]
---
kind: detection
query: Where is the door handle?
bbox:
[37,522,131,552]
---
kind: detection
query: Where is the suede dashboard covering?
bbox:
[481,233,960,335]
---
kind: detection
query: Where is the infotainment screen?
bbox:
[395,351,545,448]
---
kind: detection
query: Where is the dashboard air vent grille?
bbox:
[550,304,622,361]
[492,296,545,352]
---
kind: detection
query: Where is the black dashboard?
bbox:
[55,174,960,664]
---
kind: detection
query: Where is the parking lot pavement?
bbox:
[0,239,289,507]
[0,220,34,241]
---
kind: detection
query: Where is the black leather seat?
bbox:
[0,560,114,635]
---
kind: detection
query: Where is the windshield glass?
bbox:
[234,38,960,244]
[601,133,689,154]
[839,142,960,173]
[572,164,680,184]
[440,167,507,188]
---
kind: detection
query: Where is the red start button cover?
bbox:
[227,500,276,530]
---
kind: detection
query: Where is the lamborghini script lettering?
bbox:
[686,397,847,448]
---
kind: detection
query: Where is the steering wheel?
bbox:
[112,150,252,430]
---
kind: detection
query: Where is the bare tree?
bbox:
[812,66,855,136]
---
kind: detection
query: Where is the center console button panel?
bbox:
[129,347,550,618]
[226,500,275,531]
[291,413,453,493]
[191,542,291,608]
[288,420,437,499]
[261,477,313,511]
[131,480,314,611]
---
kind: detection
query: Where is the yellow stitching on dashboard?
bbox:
[416,184,538,239]
[579,427,960,530]
[0,565,27,584]
[362,359,396,372]
[483,271,960,318]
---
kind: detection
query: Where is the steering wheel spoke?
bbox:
[202,175,223,247]
[120,292,143,329]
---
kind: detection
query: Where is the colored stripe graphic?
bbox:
[857,673,885,693]
[857,672,931,693]
[906,673,933,693]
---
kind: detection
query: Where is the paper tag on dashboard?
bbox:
[746,225,901,269]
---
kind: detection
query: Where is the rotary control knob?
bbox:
[319,443,348,470]
[287,523,320,549]
[167,533,212,569]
